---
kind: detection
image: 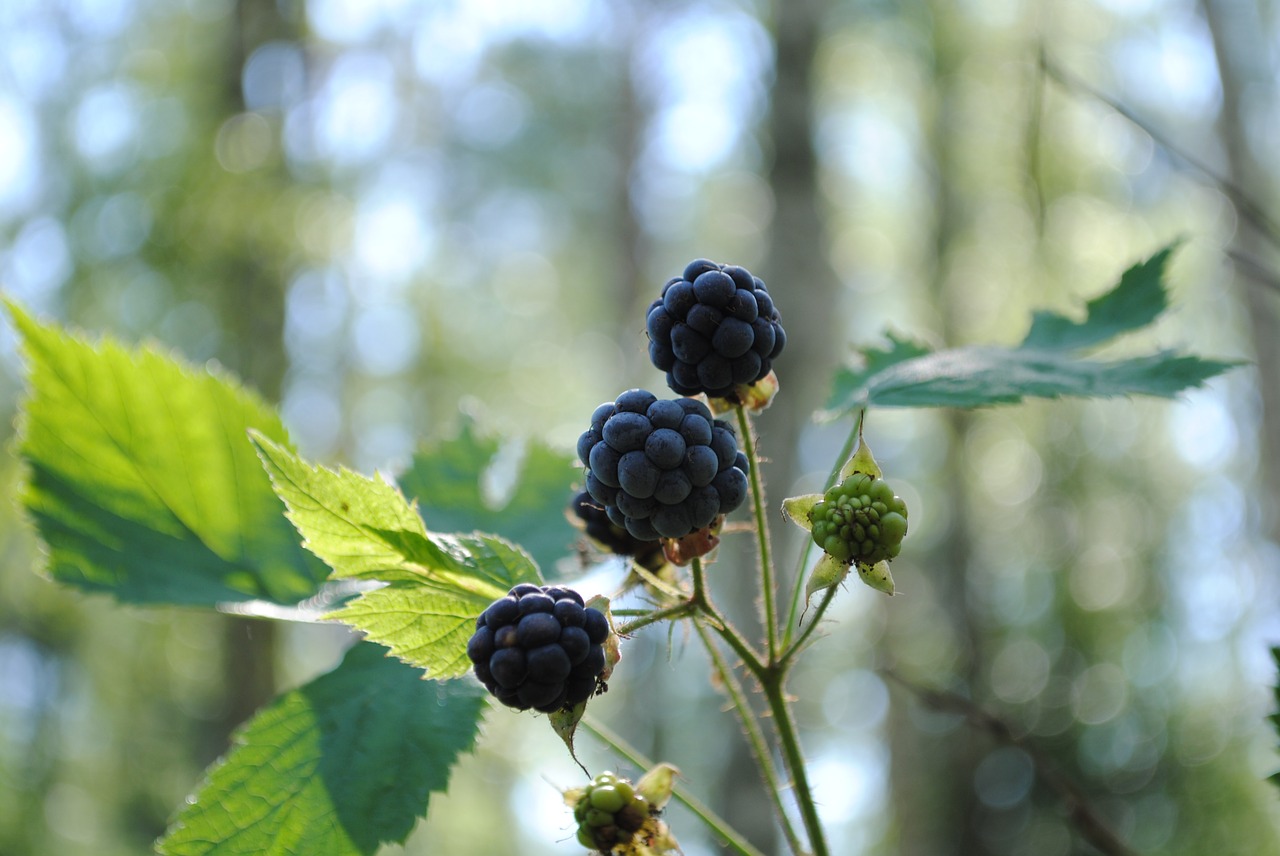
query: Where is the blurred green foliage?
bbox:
[2,0,1280,855]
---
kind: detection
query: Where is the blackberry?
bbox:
[467,584,610,713]
[569,492,667,571]
[808,472,908,565]
[646,259,786,399]
[579,390,749,541]
[571,771,654,852]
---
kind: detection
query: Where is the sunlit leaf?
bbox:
[253,436,541,677]
[7,301,327,606]
[158,643,487,856]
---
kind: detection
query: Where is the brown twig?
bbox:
[1041,53,1280,257]
[882,669,1138,856]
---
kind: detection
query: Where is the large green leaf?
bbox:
[396,421,578,579]
[253,436,542,677]
[6,301,326,605]
[158,643,487,856]
[826,246,1240,414]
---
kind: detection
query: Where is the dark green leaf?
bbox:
[6,301,327,605]
[253,436,542,676]
[1022,244,1176,350]
[830,345,1237,410]
[158,643,487,855]
[825,245,1241,414]
[396,421,578,579]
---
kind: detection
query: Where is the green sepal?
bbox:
[804,552,851,606]
[635,763,680,810]
[839,438,883,481]
[857,560,895,595]
[782,494,822,533]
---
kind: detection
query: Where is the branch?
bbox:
[882,669,1138,856]
[1042,52,1280,257]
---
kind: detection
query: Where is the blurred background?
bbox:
[2,0,1280,853]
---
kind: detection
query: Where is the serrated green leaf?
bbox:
[1022,244,1176,350]
[6,301,327,605]
[825,245,1241,414]
[327,534,538,679]
[831,345,1237,410]
[158,643,487,856]
[252,436,542,676]
[396,421,577,579]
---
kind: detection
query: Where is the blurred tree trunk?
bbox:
[708,0,843,850]
[886,6,986,854]
[212,0,300,748]
[1200,0,1280,546]
[611,0,650,370]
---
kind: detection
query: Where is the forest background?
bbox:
[2,0,1280,854]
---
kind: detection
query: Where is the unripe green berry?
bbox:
[586,808,614,828]
[809,472,908,565]
[589,784,627,813]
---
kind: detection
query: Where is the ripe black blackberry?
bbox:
[568,491,666,572]
[578,389,749,541]
[467,584,610,713]
[646,259,786,399]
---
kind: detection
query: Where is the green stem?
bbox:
[581,715,770,856]
[615,601,696,636]
[761,673,830,856]
[694,621,807,856]
[735,405,779,661]
[781,410,865,647]
[690,556,766,675]
[780,585,838,668]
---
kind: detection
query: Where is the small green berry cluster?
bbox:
[572,770,653,852]
[809,472,908,565]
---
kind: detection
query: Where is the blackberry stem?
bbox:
[761,671,831,856]
[780,585,838,668]
[691,556,766,675]
[615,601,696,636]
[734,405,779,662]
[694,621,807,856]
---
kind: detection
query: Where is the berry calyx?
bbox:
[467,585,611,713]
[808,472,908,565]
[579,390,749,541]
[646,260,786,400]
